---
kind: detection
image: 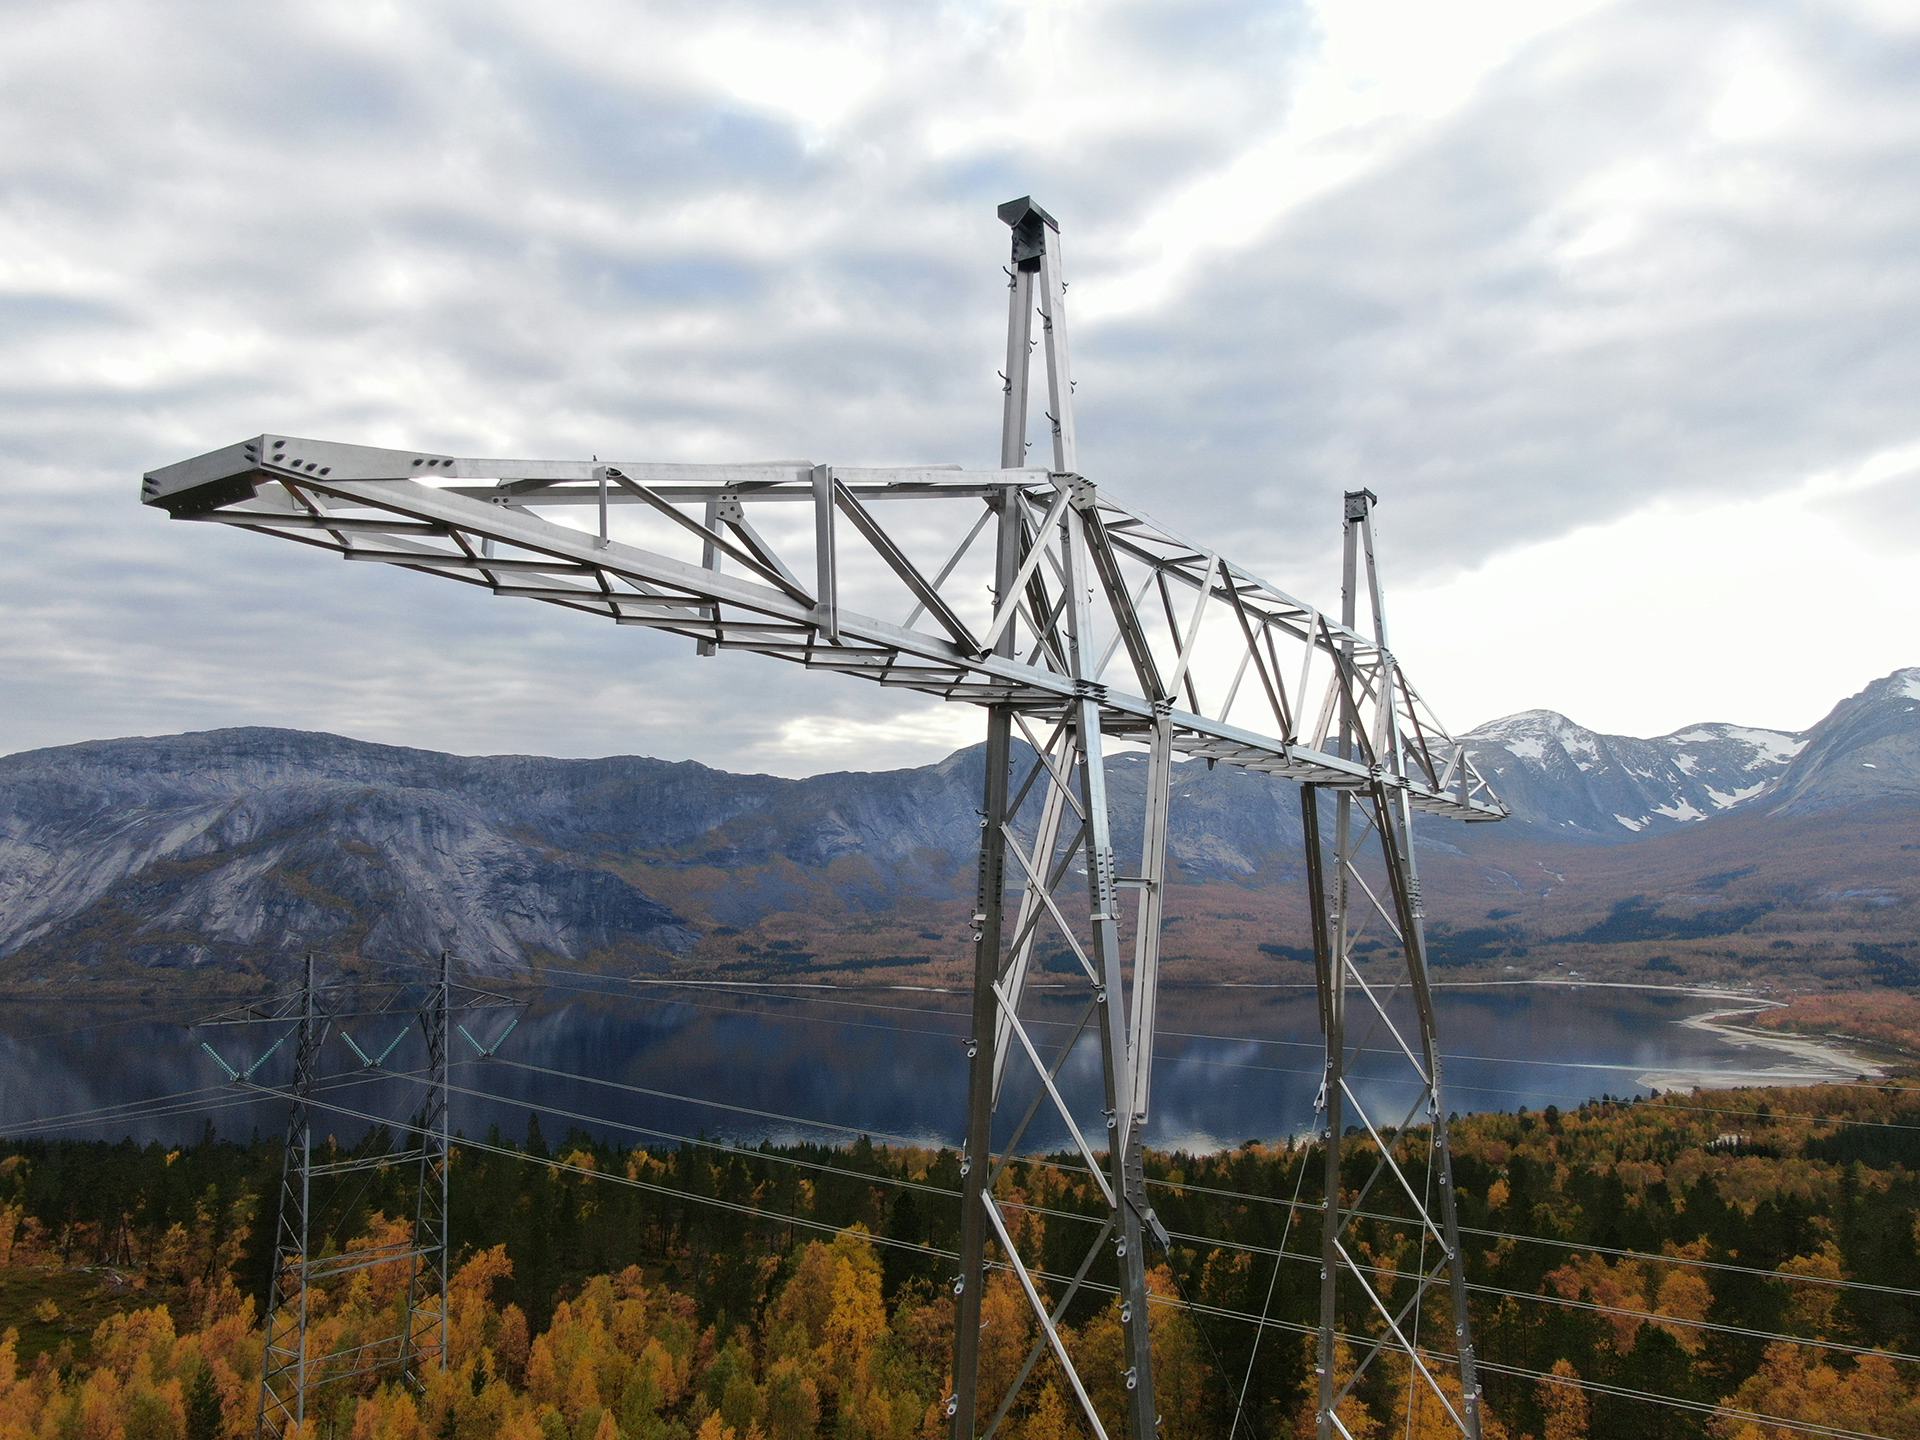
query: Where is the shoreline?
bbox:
[1642,1001,1886,1090]
[2,975,1891,1103]
[1169,976,1778,1000]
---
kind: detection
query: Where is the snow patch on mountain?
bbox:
[1725,728,1805,766]
[1466,710,1807,841]
[1667,726,1803,766]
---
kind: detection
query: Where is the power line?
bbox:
[381,1061,1147,1239]
[403,1067,959,1199]
[1231,1087,1319,1439]
[333,1082,1908,1440]
[375,1058,1920,1373]
[16,993,268,1044]
[1150,1047,1920,1135]
[12,1001,1914,1390]
[1475,1358,1890,1440]
[0,1080,239,1137]
[0,1062,458,1143]
[1156,1225,1920,1368]
[391,955,1920,1135]
[485,1054,954,1150]
[1148,1176,1920,1301]
[1469,1277,1920,1366]
[15,1049,1913,1314]
[1170,1289,1898,1440]
[1457,1223,1920,1301]
[297,1084,964,1262]
[376,952,969,1039]
[444,956,1905,1094]
[259,1080,1907,1440]
[459,1045,1920,1309]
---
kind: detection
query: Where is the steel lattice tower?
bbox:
[1304,492,1485,1440]
[147,196,1505,1440]
[257,954,321,1438]
[395,949,451,1389]
[950,197,1165,1440]
[197,953,511,1436]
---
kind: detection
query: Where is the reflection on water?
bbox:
[0,983,1817,1156]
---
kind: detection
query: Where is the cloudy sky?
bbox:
[4,0,1917,774]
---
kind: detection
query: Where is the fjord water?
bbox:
[0,983,1833,1154]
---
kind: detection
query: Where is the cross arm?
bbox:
[141,435,1505,822]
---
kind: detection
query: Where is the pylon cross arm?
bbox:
[139,463,1501,824]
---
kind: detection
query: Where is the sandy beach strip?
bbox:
[1634,1001,1886,1090]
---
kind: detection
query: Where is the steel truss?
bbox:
[196,954,520,1437]
[146,196,1503,1440]
[1300,493,1485,1440]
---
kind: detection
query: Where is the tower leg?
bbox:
[951,705,1014,1437]
[258,954,319,1439]
[1304,787,1342,1440]
[1072,694,1159,1440]
[957,694,1169,1440]
[953,195,1172,1439]
[1376,787,1484,1440]
[399,949,451,1386]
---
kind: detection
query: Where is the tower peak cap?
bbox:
[997,195,1059,232]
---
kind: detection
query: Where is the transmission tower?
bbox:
[1301,491,1485,1440]
[259,954,321,1439]
[145,196,1505,1440]
[949,197,1165,1440]
[196,953,518,1437]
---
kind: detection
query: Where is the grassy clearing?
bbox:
[0,1265,144,1364]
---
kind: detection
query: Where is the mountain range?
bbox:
[2,667,1916,995]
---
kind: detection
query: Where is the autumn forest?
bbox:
[1,1073,1918,1440]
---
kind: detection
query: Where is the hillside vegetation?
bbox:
[0,1079,1916,1439]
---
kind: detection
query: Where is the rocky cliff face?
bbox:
[1766,668,1920,816]
[0,728,1285,978]
[1,668,1914,986]
[0,732,710,975]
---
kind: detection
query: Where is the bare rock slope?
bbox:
[1,668,1914,987]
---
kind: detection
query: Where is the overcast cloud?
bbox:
[3,0,1917,772]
